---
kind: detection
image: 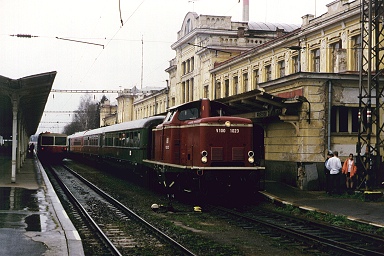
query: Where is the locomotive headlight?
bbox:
[225,121,231,127]
[201,150,208,163]
[248,151,255,164]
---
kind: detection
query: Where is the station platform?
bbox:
[261,180,384,228]
[0,155,84,256]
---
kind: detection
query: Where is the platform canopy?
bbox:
[217,88,306,123]
[0,71,57,138]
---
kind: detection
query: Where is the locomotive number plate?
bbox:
[216,128,240,133]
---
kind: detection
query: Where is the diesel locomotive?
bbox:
[67,99,265,195]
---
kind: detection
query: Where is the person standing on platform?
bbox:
[324,150,333,194]
[342,153,357,194]
[326,150,342,195]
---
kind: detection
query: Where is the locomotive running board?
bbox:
[143,159,265,170]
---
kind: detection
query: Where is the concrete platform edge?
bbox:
[35,159,85,256]
[259,190,384,229]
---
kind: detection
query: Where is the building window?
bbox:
[215,81,221,99]
[352,34,361,71]
[330,40,342,72]
[182,62,186,75]
[242,72,248,92]
[190,78,194,101]
[312,48,320,72]
[292,55,299,73]
[204,85,209,98]
[190,57,194,71]
[278,60,285,78]
[181,81,186,103]
[331,106,359,133]
[265,65,271,81]
[225,79,229,97]
[253,69,259,88]
[233,76,239,94]
[186,59,190,73]
[185,19,191,35]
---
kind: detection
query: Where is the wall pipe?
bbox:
[327,80,332,151]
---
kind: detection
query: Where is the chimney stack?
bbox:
[242,0,249,21]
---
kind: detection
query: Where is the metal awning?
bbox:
[0,71,57,138]
[216,89,308,124]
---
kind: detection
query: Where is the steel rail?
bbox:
[63,164,197,256]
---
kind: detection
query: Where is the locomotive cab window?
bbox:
[164,110,176,122]
[55,137,66,145]
[41,137,54,146]
[178,108,199,121]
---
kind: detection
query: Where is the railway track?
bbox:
[47,164,196,256]
[212,205,384,256]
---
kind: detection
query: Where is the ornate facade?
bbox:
[113,0,369,189]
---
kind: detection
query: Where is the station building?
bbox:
[113,0,369,189]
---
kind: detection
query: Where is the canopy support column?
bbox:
[11,95,19,183]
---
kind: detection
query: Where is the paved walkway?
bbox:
[0,155,84,256]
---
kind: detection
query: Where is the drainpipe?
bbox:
[327,80,332,150]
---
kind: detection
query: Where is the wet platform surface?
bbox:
[0,155,83,256]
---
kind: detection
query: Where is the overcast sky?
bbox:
[0,0,331,133]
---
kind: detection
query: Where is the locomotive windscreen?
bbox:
[55,137,67,145]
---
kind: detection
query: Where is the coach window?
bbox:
[105,134,112,146]
[113,133,119,146]
[133,131,140,147]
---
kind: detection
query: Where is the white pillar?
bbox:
[11,95,19,183]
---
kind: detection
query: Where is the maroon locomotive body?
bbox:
[145,99,264,194]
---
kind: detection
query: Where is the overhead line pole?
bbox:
[357,0,384,188]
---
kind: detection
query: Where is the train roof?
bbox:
[102,116,165,134]
[67,131,87,139]
[38,132,67,137]
[68,116,165,138]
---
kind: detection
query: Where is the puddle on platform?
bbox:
[0,187,39,211]
[0,187,46,232]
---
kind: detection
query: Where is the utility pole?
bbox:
[357,0,384,188]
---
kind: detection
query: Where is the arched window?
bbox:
[184,19,192,35]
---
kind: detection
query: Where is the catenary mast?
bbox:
[357,0,384,188]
